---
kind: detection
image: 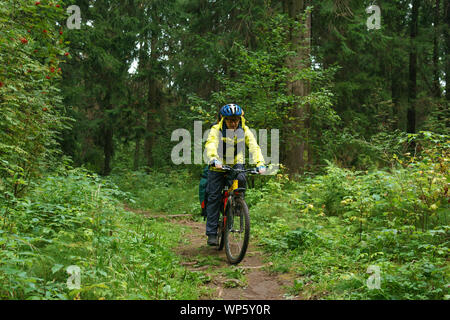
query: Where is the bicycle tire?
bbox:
[224,197,250,264]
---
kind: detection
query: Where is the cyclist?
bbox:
[204,103,266,246]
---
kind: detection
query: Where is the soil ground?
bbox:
[172,218,298,300]
[124,205,299,300]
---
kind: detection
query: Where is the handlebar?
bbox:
[210,164,261,175]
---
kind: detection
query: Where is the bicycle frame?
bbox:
[215,165,259,259]
[221,179,239,230]
[220,166,256,220]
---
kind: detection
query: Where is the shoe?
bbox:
[207,234,218,246]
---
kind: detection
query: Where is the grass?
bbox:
[246,163,449,300]
[110,157,448,300]
[2,146,448,300]
[0,167,209,299]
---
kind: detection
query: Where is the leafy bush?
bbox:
[0,168,207,299]
[284,228,320,250]
[248,132,449,299]
[110,168,199,216]
[0,0,71,197]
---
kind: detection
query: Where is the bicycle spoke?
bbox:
[219,166,258,265]
[229,241,241,255]
[225,200,249,264]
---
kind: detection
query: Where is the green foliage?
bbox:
[110,167,199,216]
[60,0,143,174]
[1,0,449,301]
[0,168,207,299]
[247,134,449,299]
[0,0,70,197]
[420,100,450,135]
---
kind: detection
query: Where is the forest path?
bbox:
[123,204,299,299]
[172,217,298,300]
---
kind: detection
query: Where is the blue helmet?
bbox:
[220,104,243,117]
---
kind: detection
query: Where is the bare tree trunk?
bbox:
[143,11,160,171]
[102,88,114,176]
[144,108,155,169]
[445,0,450,101]
[133,135,141,171]
[391,67,403,129]
[407,0,420,133]
[103,121,113,176]
[433,0,441,98]
[284,0,311,174]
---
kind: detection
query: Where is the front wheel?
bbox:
[217,216,225,251]
[224,197,250,264]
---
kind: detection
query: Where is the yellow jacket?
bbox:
[205,117,265,171]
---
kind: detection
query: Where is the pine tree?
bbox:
[61,0,139,174]
[407,0,420,134]
[283,0,312,174]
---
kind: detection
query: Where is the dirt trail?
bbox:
[123,204,298,300]
[172,218,298,300]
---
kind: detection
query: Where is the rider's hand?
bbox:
[211,159,223,169]
[257,166,266,174]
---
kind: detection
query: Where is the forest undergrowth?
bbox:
[0,132,448,300]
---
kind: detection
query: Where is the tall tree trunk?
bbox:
[143,10,161,171]
[445,0,450,101]
[433,0,441,98]
[144,108,155,169]
[133,135,141,171]
[407,0,420,133]
[387,2,406,130]
[284,0,311,174]
[144,30,160,170]
[103,120,114,175]
[391,67,403,129]
[102,87,114,176]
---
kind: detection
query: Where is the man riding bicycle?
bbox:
[204,104,266,246]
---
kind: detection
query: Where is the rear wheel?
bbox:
[224,197,250,264]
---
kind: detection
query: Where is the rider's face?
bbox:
[224,117,240,130]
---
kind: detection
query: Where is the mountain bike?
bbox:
[215,165,260,265]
